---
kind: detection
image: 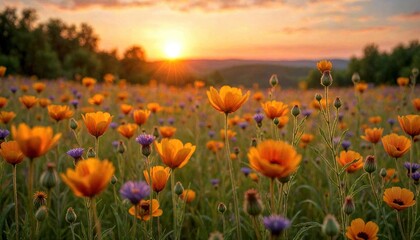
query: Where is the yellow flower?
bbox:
[381,133,411,158]
[117,123,138,139]
[180,189,196,203]
[220,129,236,141]
[0,141,24,165]
[48,105,74,122]
[143,166,170,193]
[261,101,289,120]
[61,158,115,198]
[133,109,151,126]
[0,111,16,124]
[346,218,378,240]
[154,138,196,169]
[12,123,61,159]
[384,168,399,183]
[159,126,177,138]
[398,115,420,137]
[361,128,383,144]
[383,187,415,211]
[19,95,38,109]
[316,60,332,73]
[194,80,205,89]
[336,150,363,173]
[252,92,264,102]
[82,111,113,138]
[248,140,301,179]
[129,199,163,221]
[207,86,250,114]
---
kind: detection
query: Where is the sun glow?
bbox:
[164,41,182,60]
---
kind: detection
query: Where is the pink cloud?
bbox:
[391,11,420,21]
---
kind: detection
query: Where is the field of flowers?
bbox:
[0,62,419,240]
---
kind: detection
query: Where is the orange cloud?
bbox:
[391,11,420,21]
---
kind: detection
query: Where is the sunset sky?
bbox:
[2,0,419,61]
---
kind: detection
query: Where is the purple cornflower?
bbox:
[110,122,118,129]
[302,109,312,117]
[112,141,120,149]
[136,134,155,147]
[241,167,252,176]
[158,118,164,125]
[412,172,420,184]
[404,162,420,176]
[238,121,248,130]
[10,86,18,94]
[253,113,264,124]
[208,130,215,138]
[168,117,175,125]
[341,140,351,151]
[0,129,10,140]
[120,181,150,205]
[210,179,220,187]
[387,118,396,127]
[263,215,291,236]
[67,148,84,159]
[70,99,79,109]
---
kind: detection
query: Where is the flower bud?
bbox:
[269,74,278,87]
[279,175,290,183]
[273,118,279,126]
[33,191,48,210]
[117,141,126,154]
[244,189,263,216]
[142,145,151,157]
[412,68,419,78]
[87,148,96,158]
[343,196,355,215]
[321,72,333,87]
[174,181,184,196]
[322,214,340,237]
[291,105,300,117]
[111,175,117,185]
[217,202,227,214]
[66,207,77,224]
[69,118,78,130]
[315,93,322,102]
[380,168,387,178]
[153,127,159,139]
[333,97,342,109]
[233,147,240,155]
[352,72,360,84]
[251,138,257,147]
[35,206,48,222]
[40,162,58,190]
[363,155,376,174]
[208,231,224,240]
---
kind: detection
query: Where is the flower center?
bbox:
[357,232,369,240]
[393,199,404,205]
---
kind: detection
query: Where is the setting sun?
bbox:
[164,41,182,60]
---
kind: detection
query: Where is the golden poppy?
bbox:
[368,116,381,124]
[317,60,332,73]
[117,123,138,139]
[47,105,74,122]
[276,116,289,129]
[261,101,289,120]
[252,92,264,102]
[82,111,113,138]
[194,80,205,89]
[381,133,411,158]
[0,97,7,108]
[299,133,314,148]
[383,187,415,211]
[397,77,409,87]
[398,115,420,137]
[147,103,162,113]
[207,86,250,114]
[345,218,378,240]
[19,95,38,109]
[180,189,196,203]
[12,123,61,159]
[206,140,224,153]
[117,92,129,101]
[32,82,46,93]
[220,129,236,141]
[310,99,329,110]
[159,126,177,138]
[61,158,115,198]
[361,128,383,144]
[20,85,29,92]
[82,77,96,88]
[129,199,163,221]
[384,168,399,183]
[355,82,368,93]
[143,166,170,193]
[103,73,114,84]
[118,79,127,89]
[249,173,259,182]
[0,111,16,124]
[88,94,104,105]
[336,150,363,173]
[0,141,24,165]
[38,98,51,108]
[154,138,196,169]
[412,98,420,111]
[133,109,151,126]
[0,66,6,77]
[60,94,71,103]
[248,140,301,179]
[120,104,133,115]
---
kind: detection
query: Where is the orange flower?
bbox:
[355,82,368,93]
[88,94,104,105]
[117,92,129,101]
[129,199,163,221]
[0,97,8,108]
[0,141,24,165]
[47,105,74,122]
[20,84,29,92]
[82,111,113,138]
[368,116,381,124]
[154,138,196,169]
[159,126,177,138]
[147,103,162,113]
[397,77,409,87]
[0,111,16,124]
[317,60,332,73]
[311,99,329,110]
[299,133,314,148]
[117,123,138,139]
[120,104,133,115]
[194,80,205,89]
[248,140,301,179]
[345,218,378,240]
[336,150,363,173]
[361,128,383,144]
[207,86,250,114]
[180,189,196,203]
[82,77,96,88]
[381,133,411,158]
[61,158,114,198]
[383,187,415,211]
[60,94,71,103]
[206,140,224,153]
[398,115,420,137]
[38,98,51,108]
[32,82,46,93]
[143,166,170,193]
[252,92,264,102]
[12,123,61,159]
[103,73,115,84]
[276,116,289,129]
[249,173,259,182]
[384,168,399,183]
[0,66,6,77]
[261,101,289,120]
[19,95,38,109]
[220,129,236,140]
[133,109,151,126]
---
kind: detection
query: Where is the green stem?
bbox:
[396,210,407,240]
[28,158,35,240]
[270,178,275,213]
[13,164,19,240]
[171,170,177,240]
[225,113,242,240]
[252,216,261,240]
[70,223,76,240]
[95,137,99,159]
[86,199,92,240]
[132,205,138,239]
[91,198,102,240]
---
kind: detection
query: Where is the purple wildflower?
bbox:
[120,181,150,205]
[70,99,79,109]
[253,113,264,124]
[263,215,291,236]
[0,129,10,140]
[238,121,248,130]
[66,148,84,159]
[136,134,155,147]
[412,172,420,183]
[241,167,252,176]
[10,86,18,94]
[404,162,420,176]
[210,179,220,187]
[110,122,118,129]
[341,140,351,151]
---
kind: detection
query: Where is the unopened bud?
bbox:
[352,72,360,84]
[273,118,279,126]
[244,189,263,216]
[364,155,377,174]
[153,127,159,139]
[66,207,77,224]
[33,191,47,210]
[87,148,96,158]
[35,206,48,222]
[343,196,355,215]
[334,97,342,109]
[321,72,333,87]
[111,175,117,185]
[412,68,419,78]
[251,138,257,147]
[70,118,78,130]
[315,93,322,102]
[380,168,387,178]
[322,214,340,237]
[40,163,58,190]
[269,74,278,87]
[291,105,300,117]
[233,147,240,155]
[117,141,126,154]
[217,202,227,214]
[279,175,290,183]
[174,182,184,196]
